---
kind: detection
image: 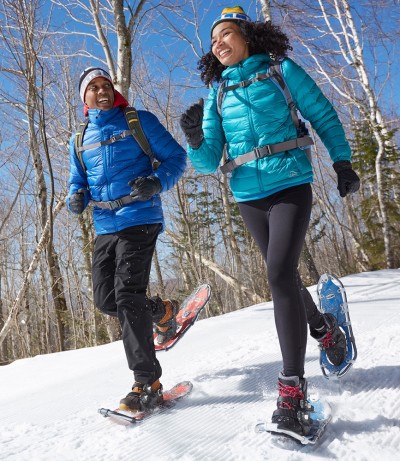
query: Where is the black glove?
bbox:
[129,176,162,202]
[333,161,360,197]
[69,191,85,214]
[179,98,204,149]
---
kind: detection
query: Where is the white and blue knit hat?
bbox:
[211,6,252,36]
[78,67,113,102]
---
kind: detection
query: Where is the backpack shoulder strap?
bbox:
[123,107,156,168]
[74,119,89,171]
[268,60,300,129]
[269,59,312,161]
[217,80,228,118]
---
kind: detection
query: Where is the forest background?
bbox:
[0,0,399,365]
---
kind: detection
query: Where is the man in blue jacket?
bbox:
[67,67,186,412]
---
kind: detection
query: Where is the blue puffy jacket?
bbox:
[67,106,186,234]
[187,54,351,202]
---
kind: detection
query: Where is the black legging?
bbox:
[238,183,323,378]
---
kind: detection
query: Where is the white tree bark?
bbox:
[269,0,396,268]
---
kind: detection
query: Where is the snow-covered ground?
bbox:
[1,269,399,461]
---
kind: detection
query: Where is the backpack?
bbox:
[217,59,313,174]
[74,106,158,171]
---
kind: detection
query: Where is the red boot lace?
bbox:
[322,331,334,349]
[278,382,304,410]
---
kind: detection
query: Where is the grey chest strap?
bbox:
[76,130,132,152]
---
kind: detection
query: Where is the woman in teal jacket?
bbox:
[180,6,360,437]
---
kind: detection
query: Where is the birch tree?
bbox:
[268,0,399,268]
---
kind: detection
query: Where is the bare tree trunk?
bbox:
[301,242,320,283]
[175,181,202,281]
[259,0,272,21]
[166,229,264,305]
[0,200,65,347]
[0,273,4,361]
[39,259,51,353]
[220,173,245,307]
[152,248,166,299]
[78,213,98,344]
[85,0,148,98]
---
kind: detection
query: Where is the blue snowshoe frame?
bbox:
[317,273,357,378]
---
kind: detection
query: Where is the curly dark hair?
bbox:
[198,21,292,86]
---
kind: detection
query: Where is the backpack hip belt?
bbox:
[220,135,313,174]
[89,195,135,210]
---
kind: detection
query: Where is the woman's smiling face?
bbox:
[211,22,249,67]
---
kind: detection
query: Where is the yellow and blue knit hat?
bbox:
[211,6,252,36]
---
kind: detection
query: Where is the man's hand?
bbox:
[69,190,85,214]
[128,176,162,202]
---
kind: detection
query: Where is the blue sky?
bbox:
[33,1,397,115]
[0,1,397,128]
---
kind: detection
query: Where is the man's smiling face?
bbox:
[84,77,115,110]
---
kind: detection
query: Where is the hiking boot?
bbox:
[311,313,347,366]
[154,299,178,345]
[119,379,163,412]
[271,373,313,436]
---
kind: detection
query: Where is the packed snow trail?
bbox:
[0,270,399,461]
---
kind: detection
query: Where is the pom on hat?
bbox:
[211,5,252,36]
[78,67,113,102]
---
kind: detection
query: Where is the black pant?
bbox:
[92,224,162,384]
[238,184,323,378]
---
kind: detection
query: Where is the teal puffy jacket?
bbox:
[187,54,351,202]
